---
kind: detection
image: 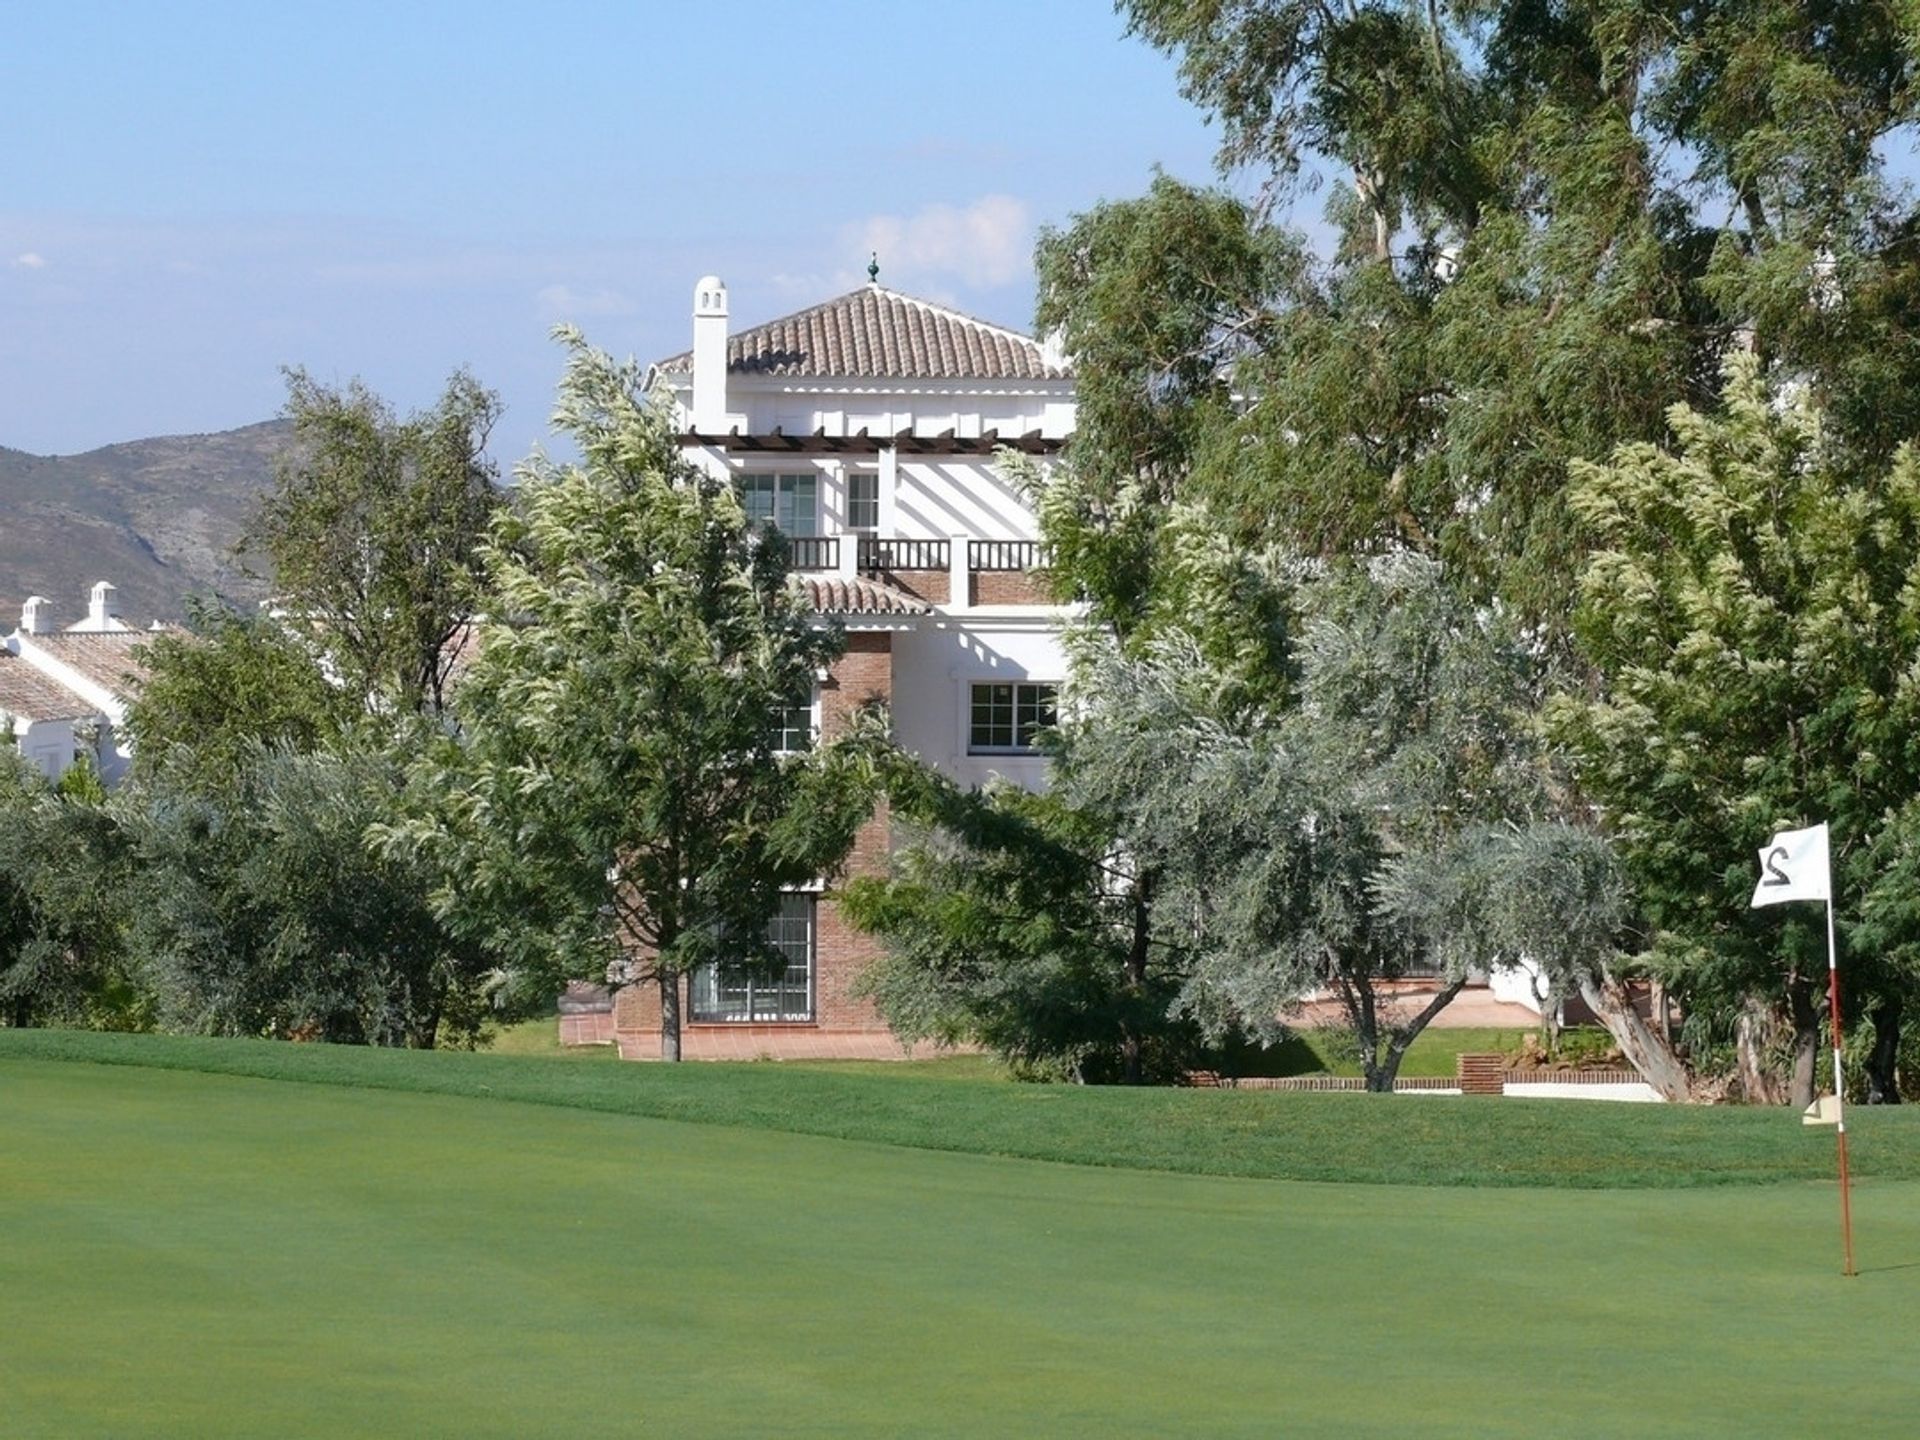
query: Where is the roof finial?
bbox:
[867,251,880,284]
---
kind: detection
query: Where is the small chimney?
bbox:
[691,275,729,433]
[19,595,53,635]
[86,581,119,629]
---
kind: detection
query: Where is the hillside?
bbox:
[0,420,287,627]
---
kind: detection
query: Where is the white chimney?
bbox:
[19,595,53,635]
[86,581,119,630]
[691,275,729,434]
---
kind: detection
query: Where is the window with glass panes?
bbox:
[689,894,815,1022]
[738,473,819,536]
[846,470,879,530]
[968,681,1058,754]
[769,689,813,753]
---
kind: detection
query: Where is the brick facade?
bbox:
[864,566,949,605]
[971,569,1052,606]
[608,632,898,1059]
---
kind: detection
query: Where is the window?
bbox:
[846,470,879,531]
[769,689,814,753]
[739,473,819,536]
[969,681,1057,755]
[690,894,815,1022]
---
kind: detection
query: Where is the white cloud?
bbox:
[535,283,637,318]
[13,252,46,269]
[846,195,1033,290]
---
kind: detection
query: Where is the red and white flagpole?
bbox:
[1824,897,1856,1278]
[1753,822,1855,1276]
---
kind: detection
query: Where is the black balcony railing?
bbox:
[786,536,840,571]
[968,539,1050,572]
[858,537,951,571]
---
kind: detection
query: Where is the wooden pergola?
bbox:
[677,425,1066,456]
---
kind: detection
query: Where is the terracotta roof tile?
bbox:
[0,652,97,722]
[797,577,932,617]
[655,285,1069,382]
[19,632,154,699]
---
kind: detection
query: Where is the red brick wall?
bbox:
[820,631,892,736]
[971,570,1052,606]
[866,566,949,604]
[559,1011,616,1046]
[806,632,892,1031]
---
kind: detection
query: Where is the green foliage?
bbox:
[1047,3,1920,643]
[246,367,500,718]
[124,596,355,790]
[1032,177,1302,638]
[125,743,495,1047]
[844,765,1199,1084]
[1064,553,1609,1089]
[0,749,144,1030]
[1553,355,1920,1034]
[382,331,874,1056]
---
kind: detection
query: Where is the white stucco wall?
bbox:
[1488,960,1548,1014]
[890,617,1068,792]
[1503,1082,1663,1102]
[891,458,1038,542]
[12,716,77,780]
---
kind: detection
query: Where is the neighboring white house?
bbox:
[1,583,153,783]
[606,272,1078,1055]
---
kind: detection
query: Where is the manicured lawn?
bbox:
[6,1028,1918,1188]
[476,1015,619,1060]
[1,1051,1915,1437]
[1223,1025,1539,1078]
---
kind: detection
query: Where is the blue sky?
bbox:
[0,1,1223,460]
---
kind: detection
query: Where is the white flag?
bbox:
[1751,822,1830,908]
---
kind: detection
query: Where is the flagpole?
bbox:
[1825,897,1856,1278]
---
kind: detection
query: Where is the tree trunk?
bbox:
[1867,994,1903,1105]
[1119,876,1154,1086]
[1337,968,1384,1090]
[658,972,682,1062]
[1787,976,1820,1111]
[1735,998,1785,1105]
[1578,967,1693,1102]
[1364,976,1465,1093]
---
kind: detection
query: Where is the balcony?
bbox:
[782,533,1052,608]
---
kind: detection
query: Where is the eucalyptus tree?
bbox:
[247,367,500,720]
[1039,1,1920,636]
[379,332,875,1061]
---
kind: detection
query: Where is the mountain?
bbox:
[0,420,287,628]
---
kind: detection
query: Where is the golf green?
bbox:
[2,1056,1914,1437]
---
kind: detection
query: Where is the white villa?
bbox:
[0,582,150,783]
[597,272,1078,1058]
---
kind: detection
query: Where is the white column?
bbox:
[877,446,899,536]
[691,276,728,433]
[948,533,971,612]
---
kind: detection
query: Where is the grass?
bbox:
[478,1013,1545,1079]
[3,1028,1917,1189]
[1220,1025,1537,1078]
[476,1014,619,1060]
[3,1050,1917,1438]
